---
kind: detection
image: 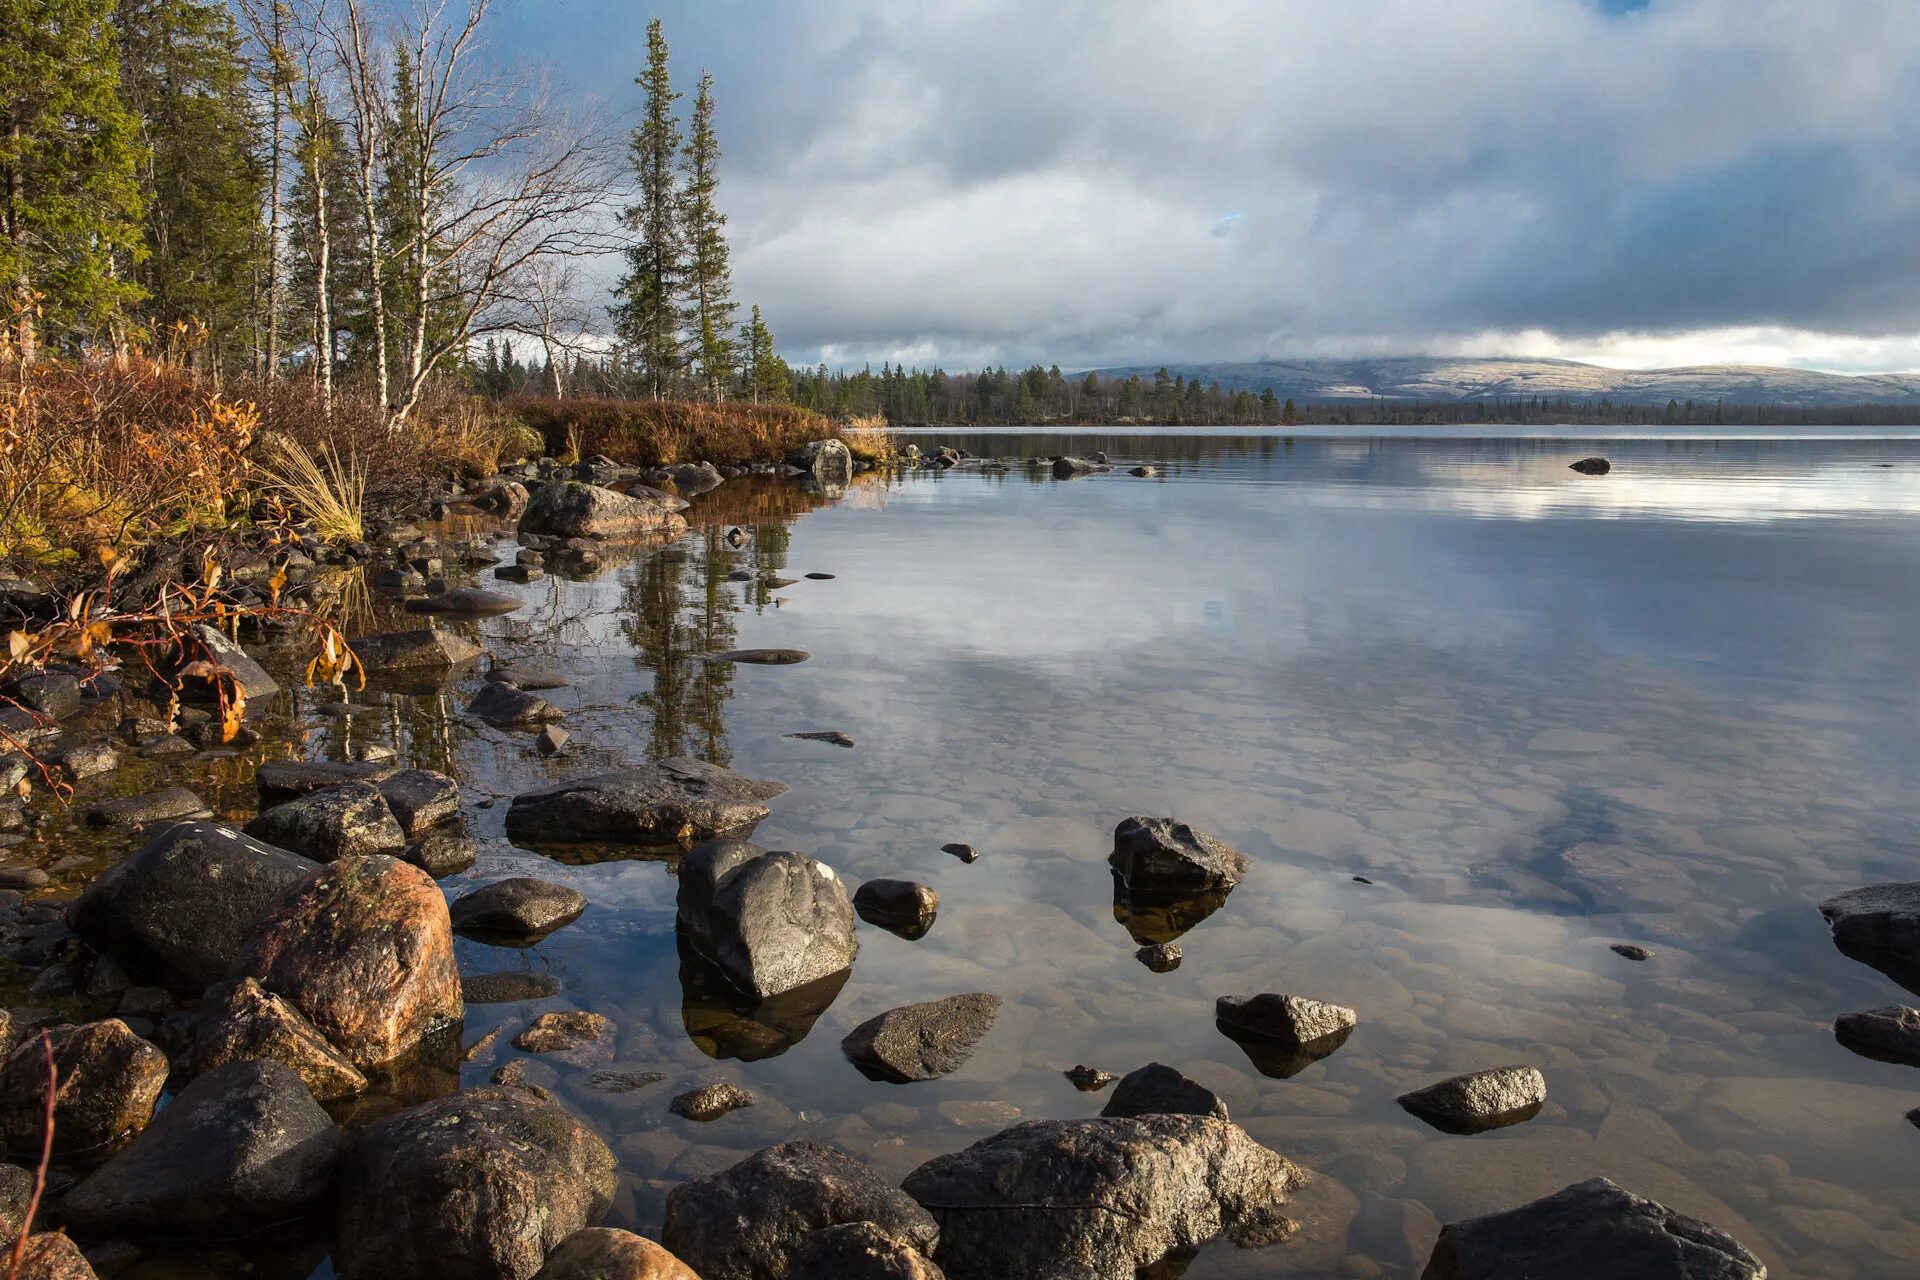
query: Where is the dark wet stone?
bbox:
[901,1116,1305,1280]
[679,842,857,998]
[1819,881,1920,991]
[788,731,854,747]
[1052,456,1098,478]
[337,1086,617,1280]
[1610,943,1655,961]
[663,1141,938,1280]
[670,1081,755,1121]
[233,855,461,1070]
[1101,1062,1228,1120]
[462,970,562,1004]
[1568,457,1613,475]
[190,977,367,1101]
[59,1060,339,1239]
[1113,880,1232,946]
[1833,1004,1920,1066]
[532,1228,699,1280]
[5,672,81,720]
[1398,1065,1547,1134]
[486,663,570,690]
[174,625,280,705]
[706,648,810,665]
[1423,1176,1765,1280]
[537,724,570,756]
[402,827,476,878]
[68,822,316,989]
[789,1222,945,1280]
[1136,942,1182,972]
[468,681,563,728]
[1066,1065,1118,1091]
[803,573,836,581]
[941,842,979,864]
[679,939,848,1062]
[1110,816,1248,896]
[378,769,460,836]
[451,877,586,941]
[404,586,524,616]
[854,878,938,939]
[84,786,210,829]
[1,1020,168,1158]
[494,563,543,583]
[841,993,1001,1084]
[350,626,486,678]
[507,758,787,847]
[255,759,399,805]
[244,782,407,861]
[520,481,687,541]
[1128,465,1157,477]
[1214,993,1357,1078]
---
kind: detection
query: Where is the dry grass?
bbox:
[507,396,838,467]
[841,412,899,465]
[251,434,367,543]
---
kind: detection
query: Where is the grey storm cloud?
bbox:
[491,0,1920,367]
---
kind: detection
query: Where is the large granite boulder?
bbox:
[506,758,786,846]
[243,782,408,861]
[1108,817,1248,896]
[232,855,461,1070]
[191,977,368,1101]
[67,822,317,989]
[790,439,853,488]
[1422,1176,1766,1279]
[662,1141,938,1280]
[519,482,687,541]
[59,1060,339,1239]
[841,994,1000,1083]
[1,1020,169,1158]
[336,1086,617,1280]
[677,842,856,999]
[532,1229,699,1280]
[900,1116,1304,1280]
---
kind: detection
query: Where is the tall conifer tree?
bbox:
[680,70,733,400]
[615,17,684,398]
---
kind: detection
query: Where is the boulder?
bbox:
[841,994,1000,1083]
[336,1086,617,1280]
[404,828,477,878]
[1422,1176,1765,1280]
[1051,456,1097,479]
[59,1060,338,1239]
[256,759,399,805]
[853,879,938,940]
[901,1116,1304,1279]
[233,855,461,1070]
[662,1141,938,1280]
[378,769,461,835]
[1215,993,1357,1076]
[469,682,564,728]
[473,479,530,516]
[789,1222,946,1280]
[677,842,856,998]
[790,440,853,488]
[1397,1065,1546,1135]
[506,759,787,846]
[67,822,316,989]
[519,482,687,541]
[1109,817,1248,896]
[175,624,280,705]
[351,625,486,677]
[243,782,407,861]
[667,462,724,494]
[1100,1062,1228,1120]
[532,1229,699,1280]
[1819,880,1920,974]
[1833,1004,1920,1066]
[9,1234,98,1279]
[190,977,368,1101]
[1568,457,1612,475]
[1,1020,168,1158]
[5,672,81,720]
[451,878,586,941]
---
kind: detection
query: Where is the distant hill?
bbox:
[1085,357,1920,407]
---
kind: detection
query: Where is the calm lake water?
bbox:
[41,429,1920,1277]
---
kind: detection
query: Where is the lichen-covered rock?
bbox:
[519,482,688,541]
[191,978,368,1101]
[841,994,1000,1083]
[678,842,856,999]
[532,1229,699,1280]
[67,822,316,989]
[506,759,786,846]
[59,1060,339,1239]
[901,1116,1304,1280]
[233,855,461,1070]
[1,1020,168,1158]
[663,1142,938,1280]
[243,782,407,861]
[336,1086,617,1280]
[670,1081,754,1122]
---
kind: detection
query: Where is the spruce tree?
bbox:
[680,70,735,400]
[614,18,685,398]
[0,0,145,358]
[737,304,786,404]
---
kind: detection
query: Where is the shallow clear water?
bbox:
[46,430,1920,1277]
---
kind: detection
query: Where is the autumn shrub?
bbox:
[505,396,836,467]
[841,411,899,465]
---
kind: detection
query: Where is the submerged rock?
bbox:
[59,1060,339,1239]
[1833,1004,1920,1066]
[1100,1062,1228,1120]
[901,1116,1304,1280]
[519,481,687,541]
[404,586,522,616]
[705,648,810,665]
[244,782,407,861]
[505,758,787,846]
[841,993,1001,1083]
[513,1011,612,1061]
[678,842,857,998]
[191,977,368,1101]
[462,971,563,1004]
[1,1020,168,1158]
[485,663,570,690]
[532,1229,699,1280]
[787,731,854,748]
[670,1081,755,1122]
[789,1222,946,1280]
[84,786,210,829]
[1423,1176,1765,1280]
[337,1086,617,1280]
[450,877,586,941]
[854,878,939,939]
[663,1141,938,1280]
[1397,1065,1547,1134]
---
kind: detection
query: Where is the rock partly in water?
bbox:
[519,481,687,541]
[670,1081,755,1122]
[255,759,398,805]
[532,1229,699,1280]
[678,841,857,999]
[404,586,523,616]
[243,782,407,861]
[1136,942,1182,972]
[450,877,586,941]
[705,648,810,665]
[663,1141,939,1280]
[791,439,854,488]
[174,624,281,705]
[901,1115,1304,1280]
[1397,1065,1547,1135]
[1100,1062,1228,1120]
[59,1060,339,1239]
[506,758,787,847]
[336,1086,617,1280]
[1066,1065,1119,1092]
[1214,993,1357,1078]
[462,971,562,1004]
[841,993,1001,1084]
[468,681,564,729]
[377,769,461,836]
[513,1011,612,1061]
[941,843,979,864]
[1,1020,168,1158]
[232,855,461,1070]
[1819,881,1920,991]
[789,1222,946,1280]
[486,663,569,690]
[84,786,210,829]
[853,879,939,940]
[191,977,368,1101]
[1610,943,1655,961]
[1833,1004,1920,1067]
[1568,457,1612,475]
[1109,816,1248,896]
[787,731,854,748]
[1422,1176,1765,1280]
[350,626,486,678]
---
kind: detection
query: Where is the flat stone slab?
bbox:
[706,649,811,665]
[505,758,787,846]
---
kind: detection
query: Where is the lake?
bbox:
[50,429,1920,1277]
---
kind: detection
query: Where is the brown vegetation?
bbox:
[506,396,836,468]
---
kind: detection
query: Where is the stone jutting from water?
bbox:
[58,1059,339,1239]
[255,759,399,805]
[841,993,1001,1083]
[377,769,461,835]
[335,1085,617,1280]
[677,841,857,999]
[243,782,408,861]
[1833,1004,1920,1066]
[232,855,461,1070]
[1397,1064,1547,1135]
[191,977,369,1101]
[1215,993,1358,1050]
[1100,1062,1229,1120]
[468,681,564,728]
[1422,1176,1765,1280]
[1819,880,1920,964]
[450,877,586,940]
[1,1019,168,1158]
[532,1228,699,1280]
[505,758,787,846]
[791,439,854,487]
[348,625,486,677]
[853,878,939,939]
[1108,816,1249,895]
[67,821,317,989]
[662,1141,939,1280]
[900,1115,1305,1280]
[1568,457,1613,475]
[519,481,688,541]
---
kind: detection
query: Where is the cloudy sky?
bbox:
[490,0,1920,373]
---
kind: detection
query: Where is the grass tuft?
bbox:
[252,434,367,544]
